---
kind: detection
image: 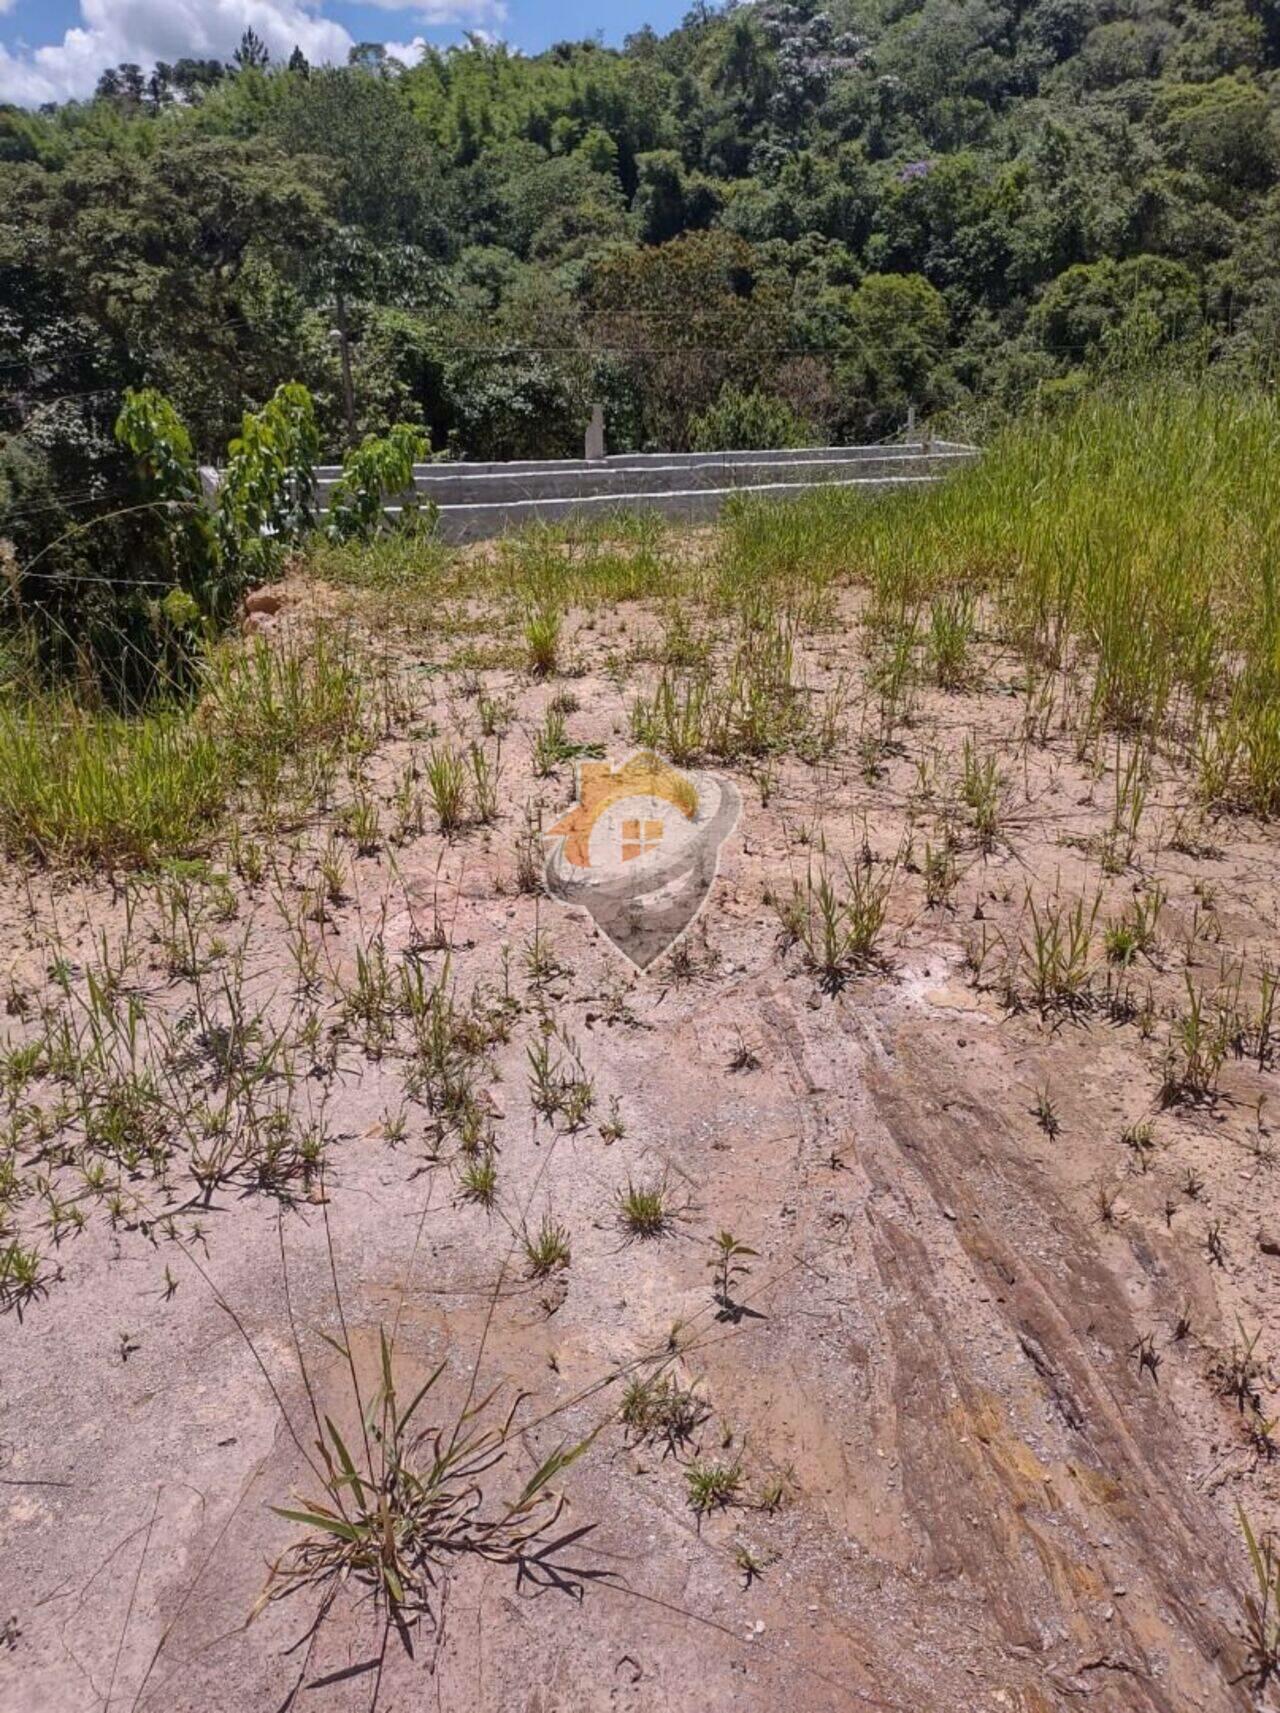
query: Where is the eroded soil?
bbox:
[2,563,1278,1712]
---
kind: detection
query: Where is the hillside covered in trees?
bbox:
[2,0,1278,521]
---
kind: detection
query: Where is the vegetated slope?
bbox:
[1,389,1279,1709]
[3,0,1279,487]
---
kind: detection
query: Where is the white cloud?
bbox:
[380,36,428,65]
[378,20,503,66]
[367,0,506,17]
[0,0,354,105]
[0,0,513,105]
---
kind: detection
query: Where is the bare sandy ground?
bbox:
[2,573,1278,1711]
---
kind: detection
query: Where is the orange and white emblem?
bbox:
[543,751,739,968]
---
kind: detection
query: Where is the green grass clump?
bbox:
[620,1371,708,1447]
[523,604,562,677]
[685,1457,742,1514]
[522,1213,570,1277]
[424,743,469,833]
[616,1176,672,1238]
[0,702,227,866]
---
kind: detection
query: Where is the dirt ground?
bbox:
[2,560,1279,1712]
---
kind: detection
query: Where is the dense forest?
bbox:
[1,0,1278,680]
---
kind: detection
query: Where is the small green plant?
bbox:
[782,851,894,992]
[630,670,711,764]
[1033,1084,1059,1138]
[927,590,976,689]
[525,605,562,677]
[0,1238,45,1312]
[514,806,544,894]
[1021,888,1099,1014]
[1210,1321,1265,1413]
[525,1024,593,1129]
[922,836,958,909]
[523,929,564,988]
[1104,885,1163,966]
[598,1097,626,1145]
[708,1230,756,1320]
[1120,1120,1156,1167]
[685,1457,743,1515]
[1104,919,1139,966]
[1161,973,1232,1105]
[319,839,348,905]
[734,1542,767,1586]
[620,1371,708,1450]
[389,761,424,843]
[478,693,514,738]
[1101,740,1149,874]
[522,1214,570,1277]
[469,743,499,825]
[457,1151,498,1207]
[616,1176,672,1239]
[1237,1505,1280,1691]
[961,736,1002,851]
[339,790,381,855]
[756,1472,791,1513]
[531,708,602,777]
[422,743,468,835]
[258,1326,589,1626]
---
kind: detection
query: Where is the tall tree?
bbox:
[233,29,270,72]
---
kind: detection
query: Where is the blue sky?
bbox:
[0,0,690,106]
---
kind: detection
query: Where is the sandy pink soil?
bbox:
[2,575,1278,1711]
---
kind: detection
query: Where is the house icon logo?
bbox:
[543,751,740,968]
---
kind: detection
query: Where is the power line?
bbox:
[6,566,181,589]
[0,316,266,377]
[0,488,133,522]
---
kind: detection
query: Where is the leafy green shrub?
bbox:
[115,385,221,603]
[215,381,320,587]
[689,386,815,451]
[0,382,322,704]
[0,396,212,705]
[324,424,430,543]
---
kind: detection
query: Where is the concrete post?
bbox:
[585,403,606,462]
[906,403,916,441]
[331,294,356,448]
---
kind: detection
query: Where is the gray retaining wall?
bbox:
[203,440,979,544]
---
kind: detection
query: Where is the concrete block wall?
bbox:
[206,441,980,545]
[394,442,980,542]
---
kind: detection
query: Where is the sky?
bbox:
[0,0,689,106]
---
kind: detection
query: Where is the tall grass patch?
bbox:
[0,629,374,866]
[0,703,226,866]
[724,384,1280,810]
